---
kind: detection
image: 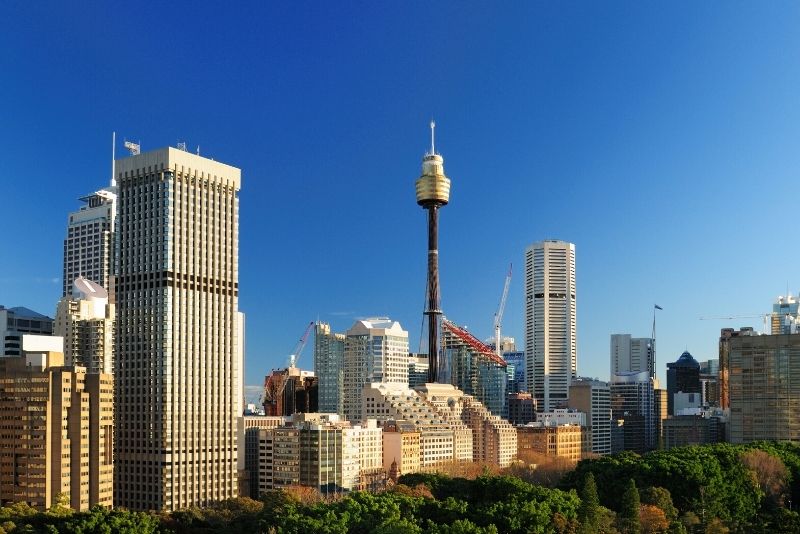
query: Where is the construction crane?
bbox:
[263,321,315,415]
[288,321,315,368]
[493,264,512,357]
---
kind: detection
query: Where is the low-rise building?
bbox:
[517,422,585,462]
[663,408,726,449]
[237,415,288,498]
[257,414,384,496]
[382,420,421,478]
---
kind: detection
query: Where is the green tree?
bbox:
[578,472,600,533]
[619,479,641,534]
[641,487,677,522]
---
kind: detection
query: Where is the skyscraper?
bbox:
[610,334,654,378]
[63,186,116,299]
[114,147,242,511]
[525,240,577,411]
[342,318,409,422]
[314,321,345,414]
[666,351,701,416]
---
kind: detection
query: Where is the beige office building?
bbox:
[114,147,242,510]
[517,423,585,462]
[0,335,113,511]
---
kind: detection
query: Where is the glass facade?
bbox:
[443,321,508,419]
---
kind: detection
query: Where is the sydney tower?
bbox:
[415,121,451,383]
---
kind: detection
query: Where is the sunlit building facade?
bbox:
[114,147,242,511]
[525,240,577,411]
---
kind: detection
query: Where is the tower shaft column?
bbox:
[425,205,441,383]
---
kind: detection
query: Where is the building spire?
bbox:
[430,120,436,155]
[111,131,116,187]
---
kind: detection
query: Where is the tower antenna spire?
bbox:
[430,120,436,155]
[111,131,116,187]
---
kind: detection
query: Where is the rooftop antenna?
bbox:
[111,131,116,187]
[123,139,140,155]
[177,141,187,152]
[430,120,436,155]
[196,145,200,156]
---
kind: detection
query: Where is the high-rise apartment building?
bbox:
[55,277,114,374]
[728,333,800,443]
[343,318,408,423]
[114,147,242,511]
[568,378,612,455]
[63,186,116,299]
[0,335,113,510]
[525,240,577,411]
[610,334,655,378]
[719,327,756,410]
[0,306,54,356]
[314,321,345,414]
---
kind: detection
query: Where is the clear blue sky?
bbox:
[2,2,800,394]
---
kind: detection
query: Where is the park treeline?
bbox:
[2,441,800,533]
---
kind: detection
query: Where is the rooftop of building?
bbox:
[0,306,52,320]
[72,276,108,300]
[668,351,700,368]
[347,317,407,336]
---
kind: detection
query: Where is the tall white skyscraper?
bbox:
[610,334,655,378]
[63,186,116,298]
[525,240,577,411]
[114,147,242,511]
[343,318,409,422]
